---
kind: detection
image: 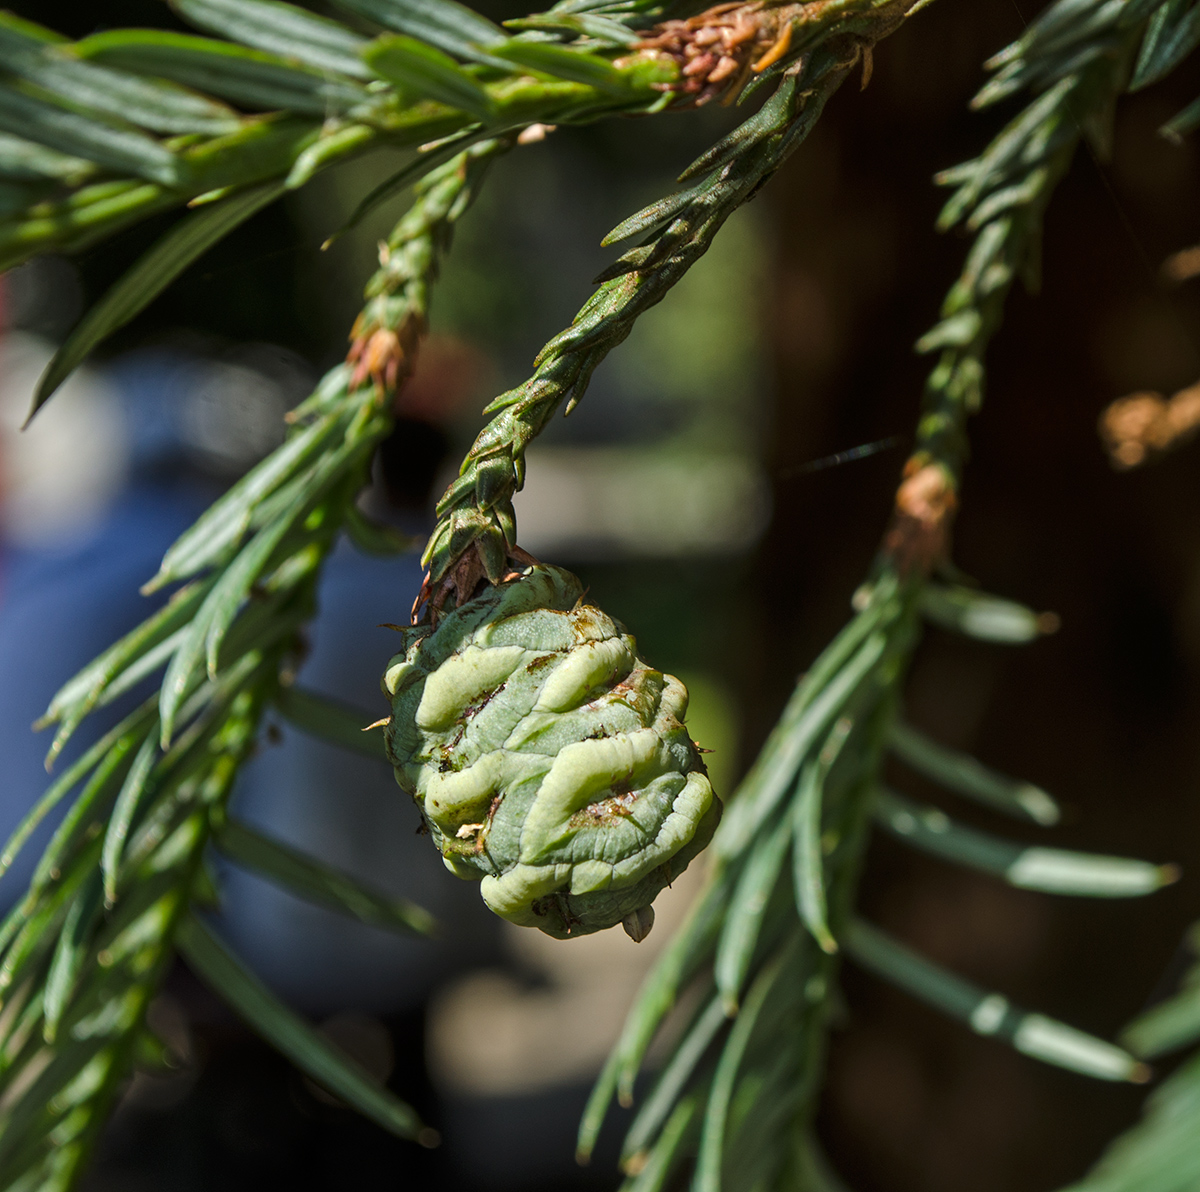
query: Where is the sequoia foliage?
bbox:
[0,2,1197,1191]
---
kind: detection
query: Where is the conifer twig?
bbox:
[418,0,929,611]
[0,138,502,1191]
[581,5,1166,1188]
[0,0,918,280]
[0,1,1189,1188]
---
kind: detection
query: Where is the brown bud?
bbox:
[883,460,957,575]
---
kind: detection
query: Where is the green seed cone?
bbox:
[383,564,720,939]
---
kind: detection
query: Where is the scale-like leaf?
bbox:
[33,181,284,418]
[874,787,1176,896]
[171,0,374,78]
[286,121,375,189]
[845,919,1148,1082]
[335,0,508,65]
[75,30,370,117]
[176,914,430,1140]
[677,74,799,183]
[602,185,703,247]
[939,79,1077,228]
[216,818,435,934]
[339,127,482,231]
[889,721,1061,825]
[364,35,495,119]
[0,85,183,187]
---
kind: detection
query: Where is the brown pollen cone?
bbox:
[640,0,916,106]
[882,459,958,576]
[639,2,806,105]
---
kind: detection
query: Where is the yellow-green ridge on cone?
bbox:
[383,564,719,939]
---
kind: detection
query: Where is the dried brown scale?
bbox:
[882,458,958,576]
[411,541,541,625]
[346,309,424,397]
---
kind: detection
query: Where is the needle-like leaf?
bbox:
[215,818,435,934]
[75,29,370,116]
[364,35,496,120]
[874,787,1176,897]
[335,0,508,65]
[888,721,1061,825]
[845,919,1148,1083]
[0,86,184,186]
[32,181,284,418]
[273,685,391,761]
[176,915,432,1140]
[171,0,374,78]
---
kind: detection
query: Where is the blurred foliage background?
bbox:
[1,0,1199,1189]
